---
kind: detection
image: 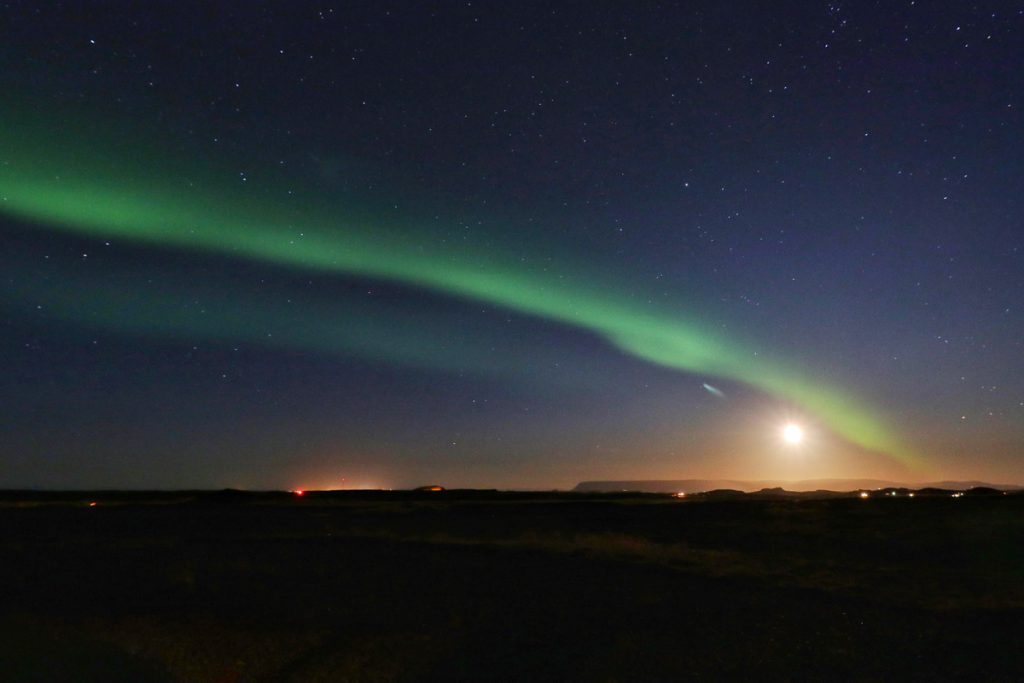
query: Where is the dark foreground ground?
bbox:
[1,489,1023,681]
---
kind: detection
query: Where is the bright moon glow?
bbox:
[782,423,804,444]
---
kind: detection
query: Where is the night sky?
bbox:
[2,2,1022,489]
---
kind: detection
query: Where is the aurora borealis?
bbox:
[0,104,910,466]
[1,2,1022,488]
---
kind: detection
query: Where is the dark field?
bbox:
[2,490,1023,681]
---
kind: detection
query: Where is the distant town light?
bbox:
[88,501,97,507]
[293,489,305,497]
[859,491,869,499]
[673,492,687,498]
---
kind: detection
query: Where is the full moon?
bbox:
[782,423,804,444]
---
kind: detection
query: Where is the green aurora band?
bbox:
[0,110,919,467]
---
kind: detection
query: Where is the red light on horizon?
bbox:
[294,489,305,497]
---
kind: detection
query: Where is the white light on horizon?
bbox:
[782,423,804,444]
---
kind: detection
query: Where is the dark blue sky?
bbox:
[1,1,1022,488]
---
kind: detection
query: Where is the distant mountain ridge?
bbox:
[573,478,1024,493]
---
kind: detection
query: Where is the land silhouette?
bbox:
[2,487,1023,681]
[574,478,1024,493]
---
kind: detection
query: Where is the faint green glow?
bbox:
[0,108,918,466]
[2,260,613,389]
